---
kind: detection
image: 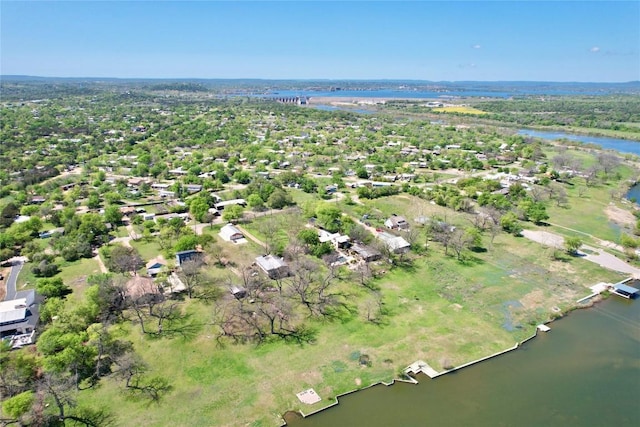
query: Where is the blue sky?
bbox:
[1,1,638,81]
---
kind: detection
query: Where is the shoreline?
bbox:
[280,287,615,426]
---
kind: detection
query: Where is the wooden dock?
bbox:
[404,360,440,378]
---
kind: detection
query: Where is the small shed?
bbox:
[230,286,247,299]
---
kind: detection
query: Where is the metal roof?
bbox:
[0,298,28,324]
[614,283,639,294]
[256,255,287,271]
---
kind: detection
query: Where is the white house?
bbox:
[219,223,244,242]
[0,290,37,339]
[384,214,409,231]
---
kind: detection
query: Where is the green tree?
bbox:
[189,196,209,223]
[267,188,293,209]
[36,277,71,298]
[104,205,123,225]
[565,236,583,255]
[174,234,200,252]
[222,205,244,222]
[2,390,34,419]
[500,212,522,236]
[315,204,342,233]
[247,194,265,211]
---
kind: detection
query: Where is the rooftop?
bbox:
[256,254,287,271]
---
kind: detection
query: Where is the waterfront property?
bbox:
[612,282,639,299]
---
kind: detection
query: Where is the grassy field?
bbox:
[74,213,625,426]
[544,175,636,245]
[432,106,487,115]
[129,239,164,263]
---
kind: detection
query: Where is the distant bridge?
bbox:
[267,96,309,105]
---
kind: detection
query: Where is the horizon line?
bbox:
[2,75,639,85]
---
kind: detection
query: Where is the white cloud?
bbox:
[589,46,600,53]
[472,44,481,49]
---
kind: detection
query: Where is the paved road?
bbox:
[4,260,24,301]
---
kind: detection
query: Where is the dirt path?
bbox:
[93,253,109,274]
[235,225,267,248]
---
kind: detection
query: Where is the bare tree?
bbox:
[552,152,572,170]
[597,152,621,177]
[430,221,455,255]
[449,229,474,260]
[577,186,588,198]
[106,245,144,276]
[179,258,205,299]
[35,372,114,426]
[528,185,547,203]
[584,165,602,186]
[113,354,172,402]
[362,292,387,324]
[130,295,187,337]
[259,214,283,254]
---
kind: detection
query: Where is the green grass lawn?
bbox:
[545,177,634,244]
[129,239,164,263]
[56,257,101,299]
[75,223,625,427]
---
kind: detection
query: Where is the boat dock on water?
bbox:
[612,282,639,299]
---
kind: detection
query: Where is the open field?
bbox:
[432,106,487,115]
[75,207,625,426]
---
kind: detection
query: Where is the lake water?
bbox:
[313,104,375,115]
[286,297,640,426]
[518,129,640,156]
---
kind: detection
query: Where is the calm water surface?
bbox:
[518,129,640,156]
[287,297,640,427]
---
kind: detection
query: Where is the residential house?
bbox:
[185,184,202,194]
[175,250,202,266]
[0,290,38,346]
[214,199,247,210]
[219,223,244,242]
[378,232,411,254]
[350,243,382,262]
[146,258,165,277]
[125,276,162,302]
[318,229,351,250]
[29,195,46,204]
[255,255,290,279]
[385,214,409,231]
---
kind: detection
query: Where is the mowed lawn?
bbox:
[76,221,624,426]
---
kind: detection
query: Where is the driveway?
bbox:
[4,259,24,301]
[522,229,640,277]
